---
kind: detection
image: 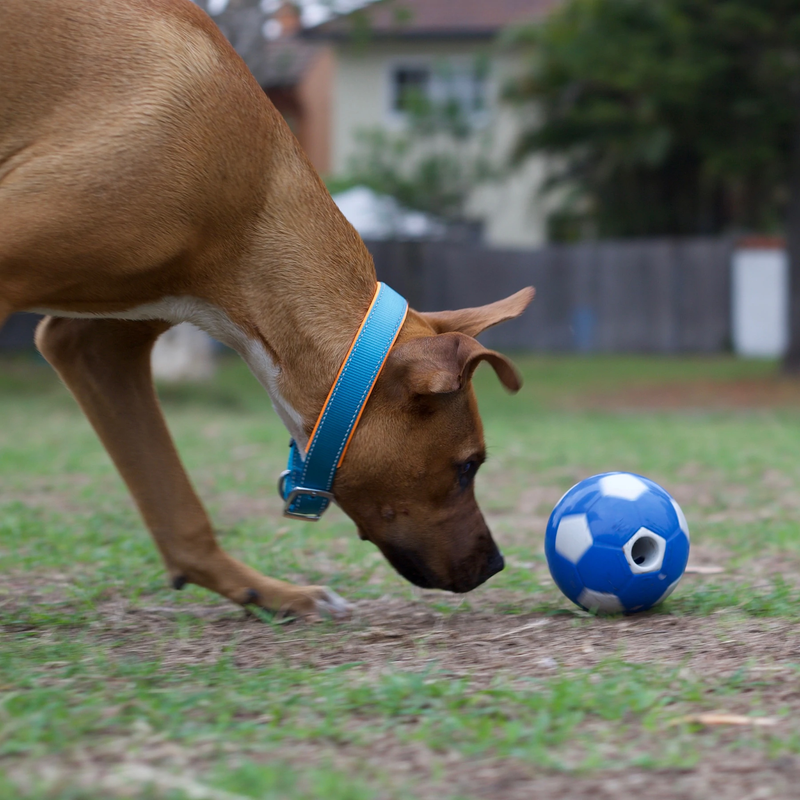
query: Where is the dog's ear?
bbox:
[419,287,534,337]
[385,332,522,395]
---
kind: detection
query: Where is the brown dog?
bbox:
[0,0,533,617]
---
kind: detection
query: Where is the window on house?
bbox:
[390,63,488,119]
[392,67,431,112]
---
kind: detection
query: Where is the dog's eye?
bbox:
[458,460,479,489]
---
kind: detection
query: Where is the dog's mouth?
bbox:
[379,542,438,589]
[377,540,505,593]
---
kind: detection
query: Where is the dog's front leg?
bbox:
[35,316,350,619]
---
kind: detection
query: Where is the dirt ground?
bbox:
[576,376,800,411]
[5,576,800,800]
[5,574,797,675]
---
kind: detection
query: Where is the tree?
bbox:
[505,0,800,368]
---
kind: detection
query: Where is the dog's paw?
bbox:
[241,583,352,622]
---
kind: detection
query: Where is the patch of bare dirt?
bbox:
[573,377,800,411]
[210,489,284,527]
[3,577,798,681]
[454,753,800,800]
[0,474,99,515]
[0,569,85,608]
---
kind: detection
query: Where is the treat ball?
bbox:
[545,472,690,613]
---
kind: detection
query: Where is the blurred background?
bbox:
[3,0,799,373]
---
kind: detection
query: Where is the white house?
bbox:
[305,0,561,248]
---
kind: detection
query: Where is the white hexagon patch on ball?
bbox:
[671,499,690,540]
[554,514,593,564]
[599,473,648,501]
[577,588,624,614]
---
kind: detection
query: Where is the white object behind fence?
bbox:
[332,185,444,240]
[732,247,789,358]
[151,322,216,382]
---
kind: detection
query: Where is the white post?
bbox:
[732,243,789,358]
[151,322,216,382]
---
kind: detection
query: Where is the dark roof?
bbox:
[192,0,317,88]
[305,0,560,41]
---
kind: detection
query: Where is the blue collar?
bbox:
[278,282,409,520]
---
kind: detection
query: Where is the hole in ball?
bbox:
[631,535,659,568]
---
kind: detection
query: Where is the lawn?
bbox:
[3,352,800,799]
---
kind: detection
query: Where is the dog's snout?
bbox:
[449,538,504,593]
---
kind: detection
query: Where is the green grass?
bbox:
[3,353,800,798]
[1,628,792,764]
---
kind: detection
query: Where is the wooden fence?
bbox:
[0,313,41,351]
[368,237,733,353]
[0,237,733,353]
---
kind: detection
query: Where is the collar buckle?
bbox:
[278,471,335,521]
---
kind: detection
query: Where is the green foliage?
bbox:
[505,0,800,238]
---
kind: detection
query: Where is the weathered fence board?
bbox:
[367,237,733,353]
[0,312,41,351]
[0,238,733,353]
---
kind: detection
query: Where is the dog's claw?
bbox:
[310,587,352,620]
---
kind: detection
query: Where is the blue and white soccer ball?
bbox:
[545,472,690,614]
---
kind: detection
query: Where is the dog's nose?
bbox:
[486,549,505,578]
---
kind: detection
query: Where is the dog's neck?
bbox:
[216,149,379,437]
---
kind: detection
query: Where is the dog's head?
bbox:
[333,287,533,593]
